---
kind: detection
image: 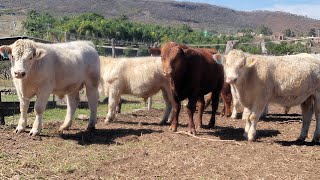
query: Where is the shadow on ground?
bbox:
[60,128,163,145]
[203,125,281,141]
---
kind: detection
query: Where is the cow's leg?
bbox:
[105,87,121,123]
[313,93,320,142]
[15,90,30,134]
[59,91,79,131]
[242,108,252,138]
[169,96,181,132]
[85,86,99,131]
[203,92,212,110]
[159,88,172,125]
[30,92,50,136]
[261,105,269,119]
[221,105,226,117]
[196,97,205,129]
[208,91,220,128]
[186,98,197,135]
[247,104,266,141]
[225,93,232,117]
[297,97,313,142]
[230,85,240,119]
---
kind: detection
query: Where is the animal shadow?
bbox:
[261,113,302,122]
[204,126,281,141]
[60,128,162,145]
[275,140,320,146]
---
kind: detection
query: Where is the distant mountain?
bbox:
[1,0,320,35]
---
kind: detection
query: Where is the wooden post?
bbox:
[64,31,68,42]
[147,97,152,111]
[0,92,4,125]
[261,40,268,55]
[145,42,160,111]
[225,40,236,55]
[111,38,116,58]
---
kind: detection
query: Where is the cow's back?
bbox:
[246,54,320,107]
[31,41,100,95]
[100,56,168,98]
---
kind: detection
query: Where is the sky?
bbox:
[176,0,320,20]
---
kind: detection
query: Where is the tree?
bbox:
[283,28,293,37]
[308,28,316,37]
[256,25,272,36]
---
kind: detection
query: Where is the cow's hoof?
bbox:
[104,117,114,123]
[207,123,215,129]
[86,125,96,131]
[15,126,25,134]
[29,129,40,136]
[243,132,248,138]
[247,137,256,142]
[196,124,203,130]
[169,125,177,132]
[312,137,320,143]
[58,125,69,132]
[188,129,197,136]
[159,120,168,126]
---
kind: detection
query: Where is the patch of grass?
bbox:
[59,163,78,174]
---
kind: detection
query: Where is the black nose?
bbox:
[14,72,26,77]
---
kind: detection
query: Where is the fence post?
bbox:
[261,40,268,55]
[111,38,116,58]
[146,42,160,111]
[225,40,236,54]
[0,92,4,125]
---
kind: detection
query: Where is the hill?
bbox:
[1,0,320,36]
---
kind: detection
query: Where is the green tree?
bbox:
[256,25,272,36]
[308,28,316,37]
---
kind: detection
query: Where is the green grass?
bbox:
[4,92,166,125]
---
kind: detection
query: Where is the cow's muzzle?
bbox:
[163,70,172,77]
[14,71,26,79]
[226,77,237,84]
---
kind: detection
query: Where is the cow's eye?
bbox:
[29,57,32,60]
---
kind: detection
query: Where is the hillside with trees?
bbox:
[21,11,311,57]
[1,0,320,35]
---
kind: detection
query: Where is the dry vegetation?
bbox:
[1,97,320,179]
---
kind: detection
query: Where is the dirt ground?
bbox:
[1,103,320,179]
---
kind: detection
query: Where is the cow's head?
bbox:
[0,39,47,79]
[160,42,185,77]
[224,49,255,85]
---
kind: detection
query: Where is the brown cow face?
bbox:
[224,50,246,84]
[161,46,184,77]
[2,40,47,79]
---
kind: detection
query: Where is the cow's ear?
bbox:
[245,57,256,67]
[33,48,47,60]
[177,47,185,56]
[213,54,224,64]
[0,46,12,57]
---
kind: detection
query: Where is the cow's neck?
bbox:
[234,67,255,107]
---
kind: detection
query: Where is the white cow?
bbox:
[224,49,320,142]
[0,39,100,136]
[99,56,173,124]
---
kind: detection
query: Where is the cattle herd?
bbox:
[0,39,319,143]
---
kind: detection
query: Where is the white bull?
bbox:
[224,50,320,142]
[0,39,100,136]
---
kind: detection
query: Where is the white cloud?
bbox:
[266,4,320,20]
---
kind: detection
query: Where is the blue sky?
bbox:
[176,0,320,20]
